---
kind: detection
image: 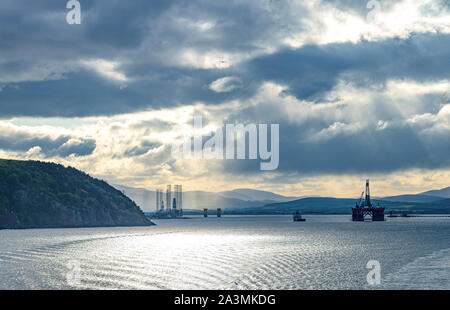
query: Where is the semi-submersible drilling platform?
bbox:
[352,179,385,221]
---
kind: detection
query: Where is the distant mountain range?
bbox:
[228,197,450,215]
[113,185,297,212]
[219,189,298,202]
[380,186,450,203]
[421,186,450,198]
[115,184,450,215]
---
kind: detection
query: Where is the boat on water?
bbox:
[293,210,306,222]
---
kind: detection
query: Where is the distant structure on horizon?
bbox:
[155,184,183,217]
[352,179,385,222]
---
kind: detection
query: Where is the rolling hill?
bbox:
[218,189,297,202]
[379,186,450,203]
[227,197,450,215]
[421,186,450,198]
[0,159,153,229]
[380,194,445,203]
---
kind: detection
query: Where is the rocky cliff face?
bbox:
[0,159,154,229]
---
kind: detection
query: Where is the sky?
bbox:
[0,0,449,197]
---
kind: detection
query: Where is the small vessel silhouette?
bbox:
[293,210,306,222]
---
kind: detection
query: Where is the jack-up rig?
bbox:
[154,185,183,218]
[352,179,385,221]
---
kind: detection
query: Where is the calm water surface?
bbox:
[0,215,449,289]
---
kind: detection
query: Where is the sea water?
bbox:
[0,215,449,289]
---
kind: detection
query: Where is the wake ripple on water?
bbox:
[370,248,450,290]
[2,216,450,290]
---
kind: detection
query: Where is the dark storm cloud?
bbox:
[215,82,450,175]
[279,126,447,173]
[55,138,96,157]
[123,141,162,158]
[1,31,449,117]
[1,0,449,177]
[218,118,450,176]
[0,0,309,116]
[0,0,448,117]
[0,128,96,157]
[248,34,450,101]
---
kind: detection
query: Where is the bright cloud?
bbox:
[209,76,243,93]
[80,59,129,83]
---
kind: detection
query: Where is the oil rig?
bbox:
[154,185,183,218]
[352,179,385,221]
